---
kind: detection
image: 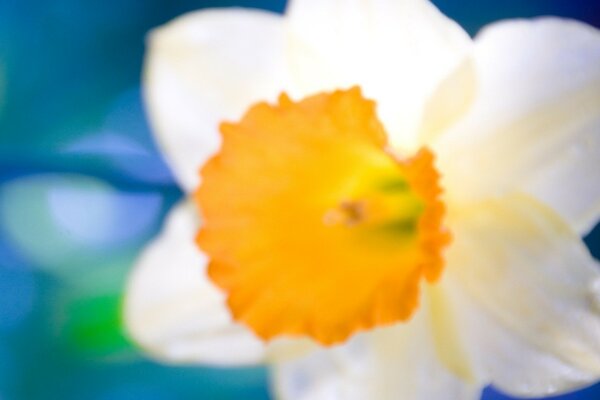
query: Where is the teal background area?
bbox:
[0,0,599,399]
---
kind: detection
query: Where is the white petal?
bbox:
[525,127,600,236]
[285,0,471,150]
[271,307,480,400]
[418,58,477,146]
[444,194,600,396]
[432,18,600,235]
[123,201,266,365]
[144,9,289,192]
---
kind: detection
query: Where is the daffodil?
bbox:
[124,0,600,399]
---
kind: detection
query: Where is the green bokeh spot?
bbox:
[61,291,133,359]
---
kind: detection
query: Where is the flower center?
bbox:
[194,87,450,345]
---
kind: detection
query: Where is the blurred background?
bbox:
[0,0,599,399]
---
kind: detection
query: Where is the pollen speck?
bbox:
[323,200,366,227]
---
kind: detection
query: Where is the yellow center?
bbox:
[195,87,450,345]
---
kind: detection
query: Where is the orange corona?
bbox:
[194,87,450,345]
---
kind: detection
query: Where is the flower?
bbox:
[124,0,600,399]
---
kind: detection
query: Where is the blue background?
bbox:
[0,0,599,399]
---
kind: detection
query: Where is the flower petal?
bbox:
[418,58,477,146]
[431,18,600,235]
[123,201,266,365]
[285,0,471,149]
[144,9,288,192]
[271,308,480,400]
[444,194,600,396]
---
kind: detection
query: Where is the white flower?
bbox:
[124,1,600,399]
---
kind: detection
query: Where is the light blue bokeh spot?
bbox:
[0,174,162,274]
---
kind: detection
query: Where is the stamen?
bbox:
[323,200,366,227]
